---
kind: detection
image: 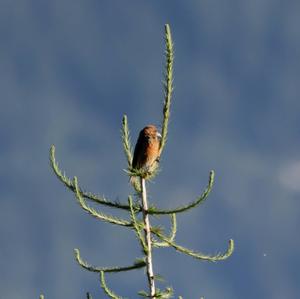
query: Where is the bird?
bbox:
[132,125,162,175]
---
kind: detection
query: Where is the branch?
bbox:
[154,232,234,262]
[74,248,146,273]
[128,196,148,254]
[148,170,214,215]
[50,145,135,211]
[121,115,133,168]
[100,271,123,299]
[153,214,177,248]
[134,23,174,183]
[127,170,214,216]
[159,24,174,158]
[73,177,132,227]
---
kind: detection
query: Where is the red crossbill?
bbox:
[132,125,161,175]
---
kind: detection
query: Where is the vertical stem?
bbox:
[141,177,156,298]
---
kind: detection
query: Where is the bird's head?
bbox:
[142,125,162,143]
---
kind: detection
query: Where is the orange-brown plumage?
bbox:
[132,125,161,172]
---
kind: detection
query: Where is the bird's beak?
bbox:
[156,132,162,139]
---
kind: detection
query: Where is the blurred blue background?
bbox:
[1,1,300,298]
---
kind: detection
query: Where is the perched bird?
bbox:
[132,125,162,174]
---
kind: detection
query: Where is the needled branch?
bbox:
[73,177,132,227]
[121,115,133,168]
[50,145,137,211]
[159,24,174,158]
[153,214,177,248]
[100,271,123,299]
[126,170,214,216]
[127,22,174,187]
[129,196,148,254]
[148,170,214,215]
[75,248,146,273]
[154,232,234,262]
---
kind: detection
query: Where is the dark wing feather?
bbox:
[132,132,147,169]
